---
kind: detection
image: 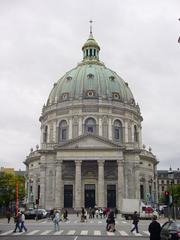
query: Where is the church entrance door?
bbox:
[84,184,95,208]
[107,184,116,208]
[64,185,73,208]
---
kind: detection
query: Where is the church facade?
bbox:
[24,29,158,211]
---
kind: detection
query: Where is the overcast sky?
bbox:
[0,0,179,171]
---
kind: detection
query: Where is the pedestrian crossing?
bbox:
[0,229,150,236]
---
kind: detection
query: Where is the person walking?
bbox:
[13,210,21,233]
[106,211,115,232]
[148,215,161,240]
[81,207,85,222]
[130,211,139,233]
[6,209,11,223]
[53,210,60,232]
[20,212,27,232]
[64,209,68,221]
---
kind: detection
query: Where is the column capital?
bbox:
[56,160,63,166]
[75,160,82,166]
[117,159,124,166]
[97,160,105,166]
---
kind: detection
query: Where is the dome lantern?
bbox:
[82,20,100,62]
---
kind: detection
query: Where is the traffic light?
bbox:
[164,191,170,205]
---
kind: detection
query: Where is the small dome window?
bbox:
[66,76,72,81]
[112,92,120,99]
[87,73,94,79]
[130,98,135,105]
[62,93,69,100]
[87,90,95,97]
[109,76,115,81]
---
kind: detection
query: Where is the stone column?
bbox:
[108,118,112,140]
[99,118,102,136]
[98,160,105,207]
[117,160,124,210]
[139,127,142,148]
[55,160,63,208]
[53,122,56,142]
[134,163,140,199]
[39,163,46,208]
[78,118,82,136]
[125,121,128,142]
[75,160,82,209]
[131,124,134,142]
[69,118,72,139]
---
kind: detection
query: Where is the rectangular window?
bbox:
[149,185,152,195]
[140,185,144,199]
[88,126,93,133]
[115,128,120,139]
[62,129,67,140]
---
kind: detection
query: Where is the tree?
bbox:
[170,185,180,206]
[0,172,25,208]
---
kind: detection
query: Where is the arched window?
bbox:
[58,120,68,142]
[43,125,48,143]
[85,118,96,134]
[113,120,122,143]
[134,125,138,142]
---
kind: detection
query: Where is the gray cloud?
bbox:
[0,0,179,170]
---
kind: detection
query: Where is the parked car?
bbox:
[24,209,44,220]
[160,220,180,240]
[38,209,48,218]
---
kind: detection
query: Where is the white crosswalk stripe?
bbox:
[119,230,128,236]
[40,230,52,235]
[0,228,150,237]
[134,232,143,236]
[107,231,115,236]
[67,230,76,235]
[26,230,40,235]
[94,230,101,235]
[13,232,24,235]
[143,230,150,236]
[53,230,64,235]
[0,230,13,235]
[80,230,88,235]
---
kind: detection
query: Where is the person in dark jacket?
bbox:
[106,211,115,232]
[148,215,161,240]
[130,211,139,233]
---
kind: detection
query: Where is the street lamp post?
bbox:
[168,168,175,220]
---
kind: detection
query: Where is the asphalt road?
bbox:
[0,214,167,239]
[0,236,149,240]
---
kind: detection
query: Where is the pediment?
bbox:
[55,134,122,150]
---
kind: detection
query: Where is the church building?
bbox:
[24,26,158,211]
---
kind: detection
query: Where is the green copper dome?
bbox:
[47,33,135,106]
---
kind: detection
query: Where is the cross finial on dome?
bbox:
[89,20,93,35]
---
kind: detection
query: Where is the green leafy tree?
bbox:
[169,184,180,206]
[0,173,25,208]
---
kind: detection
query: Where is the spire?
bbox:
[90,20,93,34]
[89,20,93,38]
[82,20,100,62]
